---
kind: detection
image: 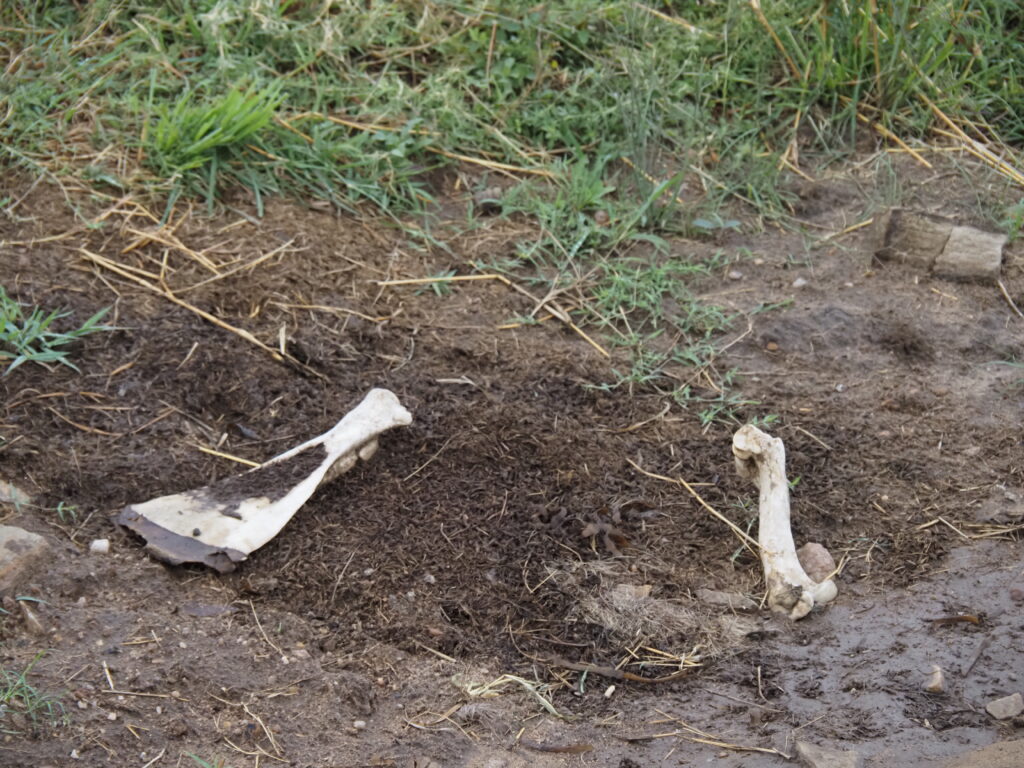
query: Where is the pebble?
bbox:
[792,277,809,288]
[923,665,945,693]
[423,573,436,584]
[0,480,32,506]
[795,740,863,768]
[89,539,110,554]
[19,601,45,636]
[353,719,367,730]
[796,543,836,584]
[1009,587,1024,603]
[728,270,744,280]
[986,692,1024,720]
[0,525,50,592]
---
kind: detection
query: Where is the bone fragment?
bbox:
[733,425,838,619]
[119,389,412,572]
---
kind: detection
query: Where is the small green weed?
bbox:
[55,502,78,524]
[0,653,68,735]
[0,287,113,376]
[187,755,230,768]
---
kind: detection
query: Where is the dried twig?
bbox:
[79,248,324,379]
[998,280,1024,320]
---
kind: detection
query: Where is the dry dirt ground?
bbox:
[1,161,1023,768]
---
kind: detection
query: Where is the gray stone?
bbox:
[696,588,758,612]
[874,209,952,269]
[0,480,32,507]
[795,740,863,768]
[0,525,49,592]
[985,692,1024,720]
[933,225,1005,282]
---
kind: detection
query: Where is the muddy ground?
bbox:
[1,160,1023,768]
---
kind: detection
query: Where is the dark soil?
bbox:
[1,161,1023,768]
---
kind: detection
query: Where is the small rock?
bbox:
[89,539,110,554]
[604,684,616,698]
[924,664,945,693]
[753,258,765,266]
[19,600,45,635]
[0,480,32,507]
[727,270,744,280]
[792,277,809,288]
[353,719,367,730]
[795,740,863,768]
[593,210,610,226]
[797,543,836,583]
[933,225,1005,283]
[0,525,50,592]
[472,187,503,215]
[986,692,1024,720]
[1009,587,1024,603]
[696,588,757,612]
[423,573,436,584]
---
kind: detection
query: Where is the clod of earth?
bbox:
[733,425,838,620]
[118,388,412,572]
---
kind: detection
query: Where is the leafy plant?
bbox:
[0,286,112,375]
[0,653,68,735]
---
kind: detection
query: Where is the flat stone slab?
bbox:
[795,740,863,768]
[0,525,50,592]
[873,208,1004,283]
[986,692,1024,720]
[934,225,1006,282]
[874,209,952,270]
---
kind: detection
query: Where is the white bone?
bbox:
[119,388,411,571]
[732,425,837,619]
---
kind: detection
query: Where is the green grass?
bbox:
[0,286,113,376]
[2,0,1022,417]
[0,653,68,735]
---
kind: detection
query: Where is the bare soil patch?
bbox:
[1,164,1023,767]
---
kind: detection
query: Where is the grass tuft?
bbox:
[0,653,68,735]
[0,286,113,376]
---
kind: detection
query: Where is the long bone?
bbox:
[119,388,412,572]
[732,424,837,619]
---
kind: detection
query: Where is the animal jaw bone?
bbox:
[732,425,838,619]
[119,388,412,572]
